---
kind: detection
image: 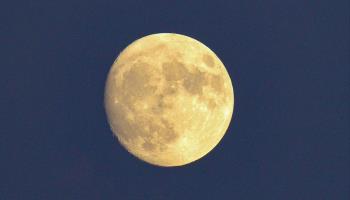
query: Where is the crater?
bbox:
[160,119,178,143]
[163,84,178,95]
[210,74,224,93]
[183,68,208,95]
[122,62,156,98]
[207,98,217,110]
[142,141,156,151]
[203,54,215,68]
[162,61,189,81]
[140,118,178,152]
[151,94,174,114]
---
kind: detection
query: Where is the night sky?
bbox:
[1,0,349,199]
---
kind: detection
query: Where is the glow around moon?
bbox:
[105,33,234,167]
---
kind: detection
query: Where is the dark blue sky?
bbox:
[1,0,349,199]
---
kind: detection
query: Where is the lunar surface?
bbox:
[105,33,234,167]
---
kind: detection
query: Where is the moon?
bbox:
[104,33,234,167]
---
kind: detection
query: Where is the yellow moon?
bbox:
[105,33,234,167]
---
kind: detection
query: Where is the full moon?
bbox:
[105,33,234,167]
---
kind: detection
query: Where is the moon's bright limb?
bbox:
[104,33,234,167]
